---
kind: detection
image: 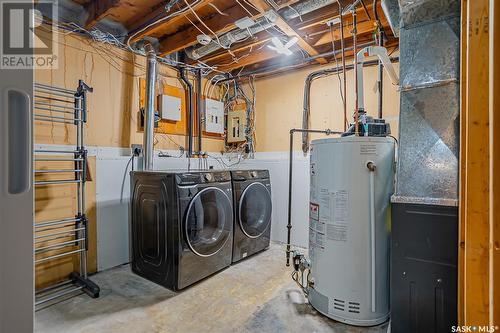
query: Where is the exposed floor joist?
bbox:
[158,3,260,56]
[77,0,397,74]
[251,0,328,64]
[85,0,120,29]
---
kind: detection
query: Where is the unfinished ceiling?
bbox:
[74,0,398,76]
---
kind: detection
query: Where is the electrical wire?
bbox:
[126,0,203,51]
[207,3,229,16]
[328,24,346,126]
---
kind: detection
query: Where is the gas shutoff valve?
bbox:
[292,251,310,272]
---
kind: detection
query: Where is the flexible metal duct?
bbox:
[187,0,338,60]
[380,0,400,37]
[393,0,461,205]
[280,0,336,18]
[187,14,276,60]
[142,42,156,171]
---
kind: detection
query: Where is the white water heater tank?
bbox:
[308,136,395,326]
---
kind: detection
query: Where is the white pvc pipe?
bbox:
[369,167,376,312]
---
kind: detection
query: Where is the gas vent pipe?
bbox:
[143,41,157,171]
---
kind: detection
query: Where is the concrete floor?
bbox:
[36,243,389,333]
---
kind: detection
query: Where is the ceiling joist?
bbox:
[251,0,328,64]
[79,0,398,74]
[85,0,121,29]
[127,0,215,44]
[159,3,260,56]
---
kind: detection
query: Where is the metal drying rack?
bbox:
[34,81,100,309]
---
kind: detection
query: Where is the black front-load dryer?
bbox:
[130,170,233,290]
[230,170,272,263]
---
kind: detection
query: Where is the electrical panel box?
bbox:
[204,98,224,134]
[227,110,247,143]
[159,94,182,121]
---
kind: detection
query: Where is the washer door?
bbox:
[239,182,272,238]
[185,187,233,257]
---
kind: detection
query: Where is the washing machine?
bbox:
[231,170,272,263]
[130,170,234,290]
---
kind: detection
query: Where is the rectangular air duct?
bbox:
[391,1,460,332]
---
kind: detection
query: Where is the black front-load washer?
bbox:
[230,170,272,263]
[130,170,233,290]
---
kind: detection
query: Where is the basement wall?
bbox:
[34,30,401,285]
[253,60,401,152]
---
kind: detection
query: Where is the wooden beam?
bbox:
[218,49,280,71]
[212,20,382,72]
[278,0,301,9]
[313,20,376,47]
[199,37,272,64]
[458,0,467,326]
[158,4,258,56]
[460,0,491,326]
[296,2,371,31]
[127,0,211,44]
[85,0,121,29]
[490,0,500,328]
[251,0,328,64]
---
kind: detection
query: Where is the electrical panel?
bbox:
[227,110,247,143]
[204,98,224,134]
[159,94,182,121]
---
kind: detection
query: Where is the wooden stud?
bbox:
[489,0,500,327]
[461,0,491,325]
[458,0,468,326]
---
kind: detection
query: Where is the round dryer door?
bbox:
[239,182,272,238]
[185,187,233,257]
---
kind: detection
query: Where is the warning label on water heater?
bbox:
[322,190,349,242]
[360,144,377,155]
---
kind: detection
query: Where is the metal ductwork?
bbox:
[393,0,461,205]
[380,0,400,37]
[187,13,277,60]
[187,0,338,60]
[390,2,460,331]
[280,0,336,19]
[142,41,157,171]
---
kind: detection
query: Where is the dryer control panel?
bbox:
[176,171,231,185]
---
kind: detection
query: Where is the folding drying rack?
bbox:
[34,81,99,308]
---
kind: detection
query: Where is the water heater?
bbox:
[308,136,395,326]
